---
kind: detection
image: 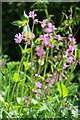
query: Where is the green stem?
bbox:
[10,82,17,102]
[43,48,49,79]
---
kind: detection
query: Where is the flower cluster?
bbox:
[14,32,25,44]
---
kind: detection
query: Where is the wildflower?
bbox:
[39,34,49,46]
[63,63,69,69]
[35,46,46,59]
[28,33,35,40]
[24,96,29,107]
[44,86,48,90]
[45,78,51,83]
[33,91,41,98]
[67,55,75,64]
[14,32,25,44]
[50,79,54,84]
[35,81,42,88]
[41,19,47,28]
[29,11,37,20]
[57,34,62,41]
[49,43,54,48]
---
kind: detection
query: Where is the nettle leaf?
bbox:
[57,82,68,98]
[21,11,29,24]
[11,20,24,27]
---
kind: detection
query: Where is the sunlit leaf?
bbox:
[13,73,19,82]
[61,82,68,98]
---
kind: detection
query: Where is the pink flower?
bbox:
[33,91,41,98]
[41,19,47,28]
[45,22,56,33]
[28,33,35,40]
[57,34,62,41]
[39,34,49,46]
[36,82,42,88]
[49,44,54,48]
[35,46,46,59]
[63,63,69,69]
[14,32,25,44]
[29,11,37,20]
[44,86,48,90]
[45,78,51,83]
[48,22,53,28]
[67,56,74,63]
[50,79,54,84]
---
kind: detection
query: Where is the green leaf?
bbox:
[50,39,57,44]
[11,20,24,27]
[21,11,29,24]
[31,99,38,105]
[35,38,41,44]
[61,82,68,98]
[75,43,80,59]
[22,48,31,54]
[58,42,63,46]
[23,62,29,70]
[57,82,68,98]
[13,73,19,82]
[57,82,62,97]
[23,24,31,33]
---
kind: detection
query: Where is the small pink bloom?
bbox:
[48,22,53,28]
[28,33,35,40]
[67,56,74,63]
[29,11,37,20]
[50,79,54,84]
[35,46,46,59]
[57,34,62,41]
[41,19,47,28]
[39,34,49,46]
[14,32,25,44]
[49,44,54,48]
[44,86,48,90]
[45,78,51,83]
[63,63,69,69]
[36,82,42,88]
